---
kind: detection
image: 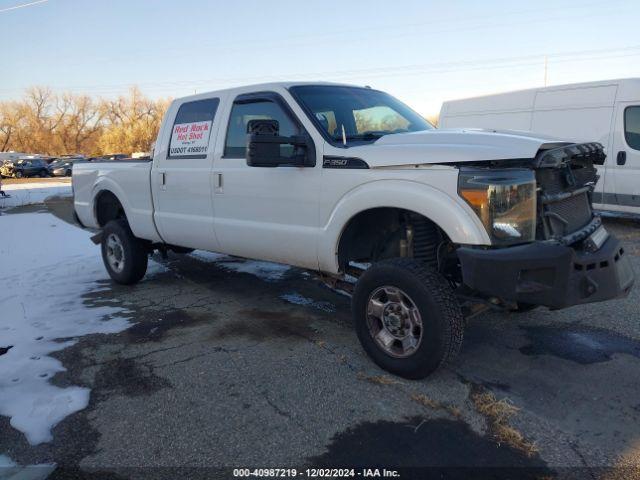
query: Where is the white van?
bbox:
[439,78,640,216]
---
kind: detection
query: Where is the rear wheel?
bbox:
[39,170,48,178]
[14,171,22,178]
[66,169,72,177]
[101,219,149,285]
[352,258,464,379]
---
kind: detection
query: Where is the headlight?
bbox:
[458,168,537,246]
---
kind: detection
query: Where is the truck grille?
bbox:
[535,143,603,242]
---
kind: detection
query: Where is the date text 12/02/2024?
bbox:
[233,468,400,478]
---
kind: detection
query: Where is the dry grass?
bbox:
[447,406,463,419]
[411,393,462,419]
[471,390,538,457]
[411,393,441,409]
[357,373,398,385]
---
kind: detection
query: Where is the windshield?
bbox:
[290,85,433,145]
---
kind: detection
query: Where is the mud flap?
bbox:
[90,231,103,245]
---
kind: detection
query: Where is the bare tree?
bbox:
[98,87,170,155]
[0,102,20,151]
[0,86,170,156]
[58,94,104,154]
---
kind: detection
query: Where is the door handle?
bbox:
[160,172,166,185]
[617,151,627,166]
[213,172,224,194]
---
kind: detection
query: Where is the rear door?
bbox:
[152,96,222,250]
[608,102,640,214]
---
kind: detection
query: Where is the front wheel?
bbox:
[101,219,149,285]
[14,171,23,178]
[39,170,48,178]
[352,258,464,379]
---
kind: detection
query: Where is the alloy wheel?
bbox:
[105,233,125,273]
[366,286,423,358]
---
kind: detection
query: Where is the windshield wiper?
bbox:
[335,132,388,142]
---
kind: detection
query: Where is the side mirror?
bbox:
[246,119,315,168]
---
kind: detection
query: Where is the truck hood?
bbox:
[346,128,568,168]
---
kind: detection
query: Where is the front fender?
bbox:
[318,179,490,274]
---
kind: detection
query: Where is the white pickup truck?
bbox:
[73,82,634,379]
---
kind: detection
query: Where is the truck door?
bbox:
[609,102,640,215]
[211,91,321,269]
[151,97,222,250]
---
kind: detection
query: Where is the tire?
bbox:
[100,219,149,285]
[39,170,48,178]
[14,171,22,178]
[66,169,72,177]
[352,258,464,379]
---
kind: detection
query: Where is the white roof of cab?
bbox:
[173,81,363,103]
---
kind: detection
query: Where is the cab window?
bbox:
[624,106,640,151]
[224,98,299,158]
[168,98,220,159]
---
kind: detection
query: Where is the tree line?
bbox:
[0,87,440,157]
[0,87,170,156]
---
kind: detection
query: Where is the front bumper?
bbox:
[457,235,634,309]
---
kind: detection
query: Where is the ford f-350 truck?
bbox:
[73,82,634,379]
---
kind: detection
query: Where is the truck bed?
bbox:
[72,160,161,243]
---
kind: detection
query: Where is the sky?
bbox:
[1,0,640,117]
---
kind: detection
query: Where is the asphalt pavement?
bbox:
[1,196,639,479]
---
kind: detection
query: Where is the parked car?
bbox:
[49,158,80,177]
[73,82,634,379]
[1,158,50,178]
[439,78,640,217]
[99,154,130,161]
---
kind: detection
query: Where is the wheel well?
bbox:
[95,190,126,227]
[337,208,451,272]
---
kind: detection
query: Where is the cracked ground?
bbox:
[1,196,640,479]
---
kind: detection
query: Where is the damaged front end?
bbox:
[457,143,634,310]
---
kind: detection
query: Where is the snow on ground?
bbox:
[0,211,160,446]
[190,250,291,282]
[281,292,335,313]
[0,182,72,209]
